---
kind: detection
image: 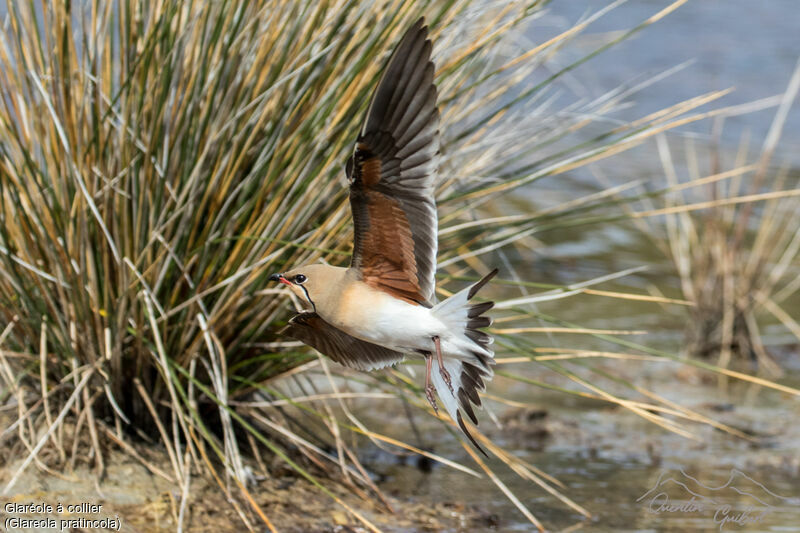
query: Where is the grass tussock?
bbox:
[640,62,800,375]
[2,0,793,530]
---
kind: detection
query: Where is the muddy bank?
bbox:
[0,445,495,533]
[2,356,799,532]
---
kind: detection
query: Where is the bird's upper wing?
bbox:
[347,18,440,307]
[283,312,405,371]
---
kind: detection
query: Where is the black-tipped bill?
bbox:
[269,273,292,286]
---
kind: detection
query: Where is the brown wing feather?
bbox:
[283,312,405,371]
[348,18,440,306]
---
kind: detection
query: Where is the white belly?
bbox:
[320,283,449,354]
[354,295,442,351]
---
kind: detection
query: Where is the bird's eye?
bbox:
[293,274,307,284]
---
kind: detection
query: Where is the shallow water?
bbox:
[358,359,800,532]
[356,255,800,529]
[529,0,800,159]
[356,5,800,529]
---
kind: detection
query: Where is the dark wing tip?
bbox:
[407,16,428,39]
[361,18,436,137]
[410,15,429,39]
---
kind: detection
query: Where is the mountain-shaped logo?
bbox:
[636,468,799,530]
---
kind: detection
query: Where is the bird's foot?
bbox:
[432,336,454,394]
[425,384,439,415]
[424,354,439,415]
[439,366,453,394]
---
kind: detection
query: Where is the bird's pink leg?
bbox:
[432,336,453,394]
[425,355,439,415]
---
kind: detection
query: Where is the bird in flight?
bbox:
[270,18,496,453]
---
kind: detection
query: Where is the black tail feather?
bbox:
[466,329,491,345]
[468,268,498,299]
[457,411,488,457]
[454,269,498,456]
[464,269,497,353]
[468,300,494,318]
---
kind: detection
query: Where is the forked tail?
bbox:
[430,268,498,454]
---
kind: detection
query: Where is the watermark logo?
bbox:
[636,468,798,531]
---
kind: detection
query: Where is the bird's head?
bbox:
[269,263,342,312]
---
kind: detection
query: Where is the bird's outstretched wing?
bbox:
[347,17,440,307]
[283,312,405,371]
